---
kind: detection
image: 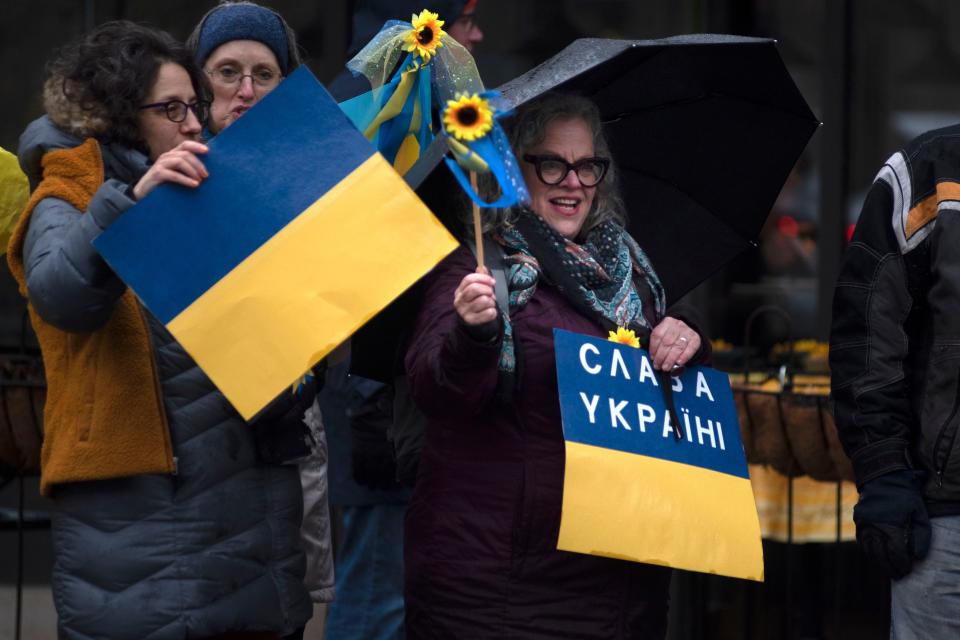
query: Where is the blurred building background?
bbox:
[2,0,960,638]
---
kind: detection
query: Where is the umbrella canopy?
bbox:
[353,34,818,381]
[492,34,819,304]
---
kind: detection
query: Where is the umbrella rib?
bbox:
[601,92,817,125]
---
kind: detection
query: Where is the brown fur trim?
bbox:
[43,74,110,140]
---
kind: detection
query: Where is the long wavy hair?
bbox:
[482,92,626,240]
[43,20,209,154]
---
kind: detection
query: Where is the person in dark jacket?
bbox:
[402,93,708,638]
[321,3,483,638]
[830,126,960,638]
[186,0,338,624]
[7,21,314,639]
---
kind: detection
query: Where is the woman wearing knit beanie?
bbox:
[187,1,301,133]
[188,4,337,637]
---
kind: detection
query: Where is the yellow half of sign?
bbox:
[167,153,458,419]
[558,441,764,581]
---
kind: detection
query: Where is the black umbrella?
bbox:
[492,34,819,304]
[352,34,819,381]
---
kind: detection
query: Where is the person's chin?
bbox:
[213,108,247,132]
[547,216,584,240]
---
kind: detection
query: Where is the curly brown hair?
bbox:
[44,20,210,154]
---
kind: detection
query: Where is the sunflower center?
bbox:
[418,27,434,45]
[456,106,479,126]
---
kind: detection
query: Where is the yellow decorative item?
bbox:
[164,153,458,420]
[711,338,734,351]
[771,339,830,373]
[772,339,828,358]
[438,89,530,211]
[405,9,445,63]
[749,464,856,543]
[445,137,489,173]
[443,93,494,142]
[0,146,29,256]
[290,372,311,394]
[607,326,641,348]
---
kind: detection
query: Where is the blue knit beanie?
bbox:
[195,3,290,73]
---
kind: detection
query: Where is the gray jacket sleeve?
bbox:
[22,178,136,332]
[298,398,335,603]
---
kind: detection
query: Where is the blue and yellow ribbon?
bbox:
[338,11,528,205]
[291,370,315,395]
[358,52,433,175]
[338,15,444,176]
[442,91,529,209]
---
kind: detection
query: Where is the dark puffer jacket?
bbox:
[20,114,313,638]
[831,124,960,514]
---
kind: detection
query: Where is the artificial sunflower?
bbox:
[406,9,446,62]
[608,327,641,348]
[443,93,494,142]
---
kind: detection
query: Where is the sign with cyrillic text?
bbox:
[554,328,763,581]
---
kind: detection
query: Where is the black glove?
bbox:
[249,372,318,465]
[348,386,400,491]
[853,469,931,580]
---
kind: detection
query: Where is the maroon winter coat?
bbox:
[404,245,672,639]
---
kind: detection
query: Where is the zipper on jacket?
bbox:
[932,375,960,487]
[136,304,177,476]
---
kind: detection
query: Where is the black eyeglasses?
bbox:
[206,65,283,90]
[523,154,610,187]
[138,99,210,124]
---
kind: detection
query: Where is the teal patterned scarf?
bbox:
[494,208,666,374]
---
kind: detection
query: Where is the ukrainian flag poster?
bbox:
[554,329,764,581]
[94,67,458,419]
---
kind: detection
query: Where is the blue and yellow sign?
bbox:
[94,67,458,420]
[554,329,764,581]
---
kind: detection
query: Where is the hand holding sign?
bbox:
[132,141,209,200]
[648,316,700,372]
[94,67,458,419]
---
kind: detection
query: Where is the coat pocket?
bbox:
[66,332,101,442]
[923,343,960,488]
[933,386,960,490]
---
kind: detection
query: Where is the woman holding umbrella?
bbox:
[402,92,709,637]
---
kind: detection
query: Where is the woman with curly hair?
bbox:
[7,20,313,639]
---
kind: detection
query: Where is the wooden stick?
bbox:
[470,171,484,271]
